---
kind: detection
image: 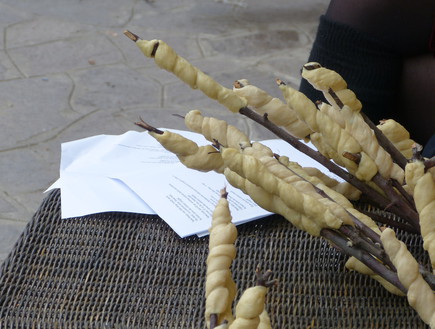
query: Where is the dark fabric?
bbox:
[0,189,429,328]
[299,15,403,125]
[423,133,435,157]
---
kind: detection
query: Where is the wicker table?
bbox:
[0,189,428,328]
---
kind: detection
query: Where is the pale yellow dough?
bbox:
[279,84,378,181]
[206,190,238,327]
[381,228,435,328]
[377,119,416,159]
[136,39,247,113]
[233,79,312,139]
[229,286,267,329]
[404,161,425,195]
[222,149,344,236]
[149,130,225,173]
[414,172,435,272]
[184,110,250,149]
[301,62,362,112]
[340,105,404,182]
[224,168,324,236]
[257,309,272,329]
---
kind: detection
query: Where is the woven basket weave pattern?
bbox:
[0,189,429,328]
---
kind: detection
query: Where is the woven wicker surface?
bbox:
[0,189,429,328]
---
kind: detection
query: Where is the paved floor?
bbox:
[0,0,328,262]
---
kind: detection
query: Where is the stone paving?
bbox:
[0,0,328,262]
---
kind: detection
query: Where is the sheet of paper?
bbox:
[115,169,270,237]
[50,172,156,217]
[48,128,343,237]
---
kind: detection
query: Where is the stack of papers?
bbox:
[48,129,338,237]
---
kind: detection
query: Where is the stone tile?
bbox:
[0,192,17,214]
[6,16,96,49]
[0,219,27,263]
[8,34,124,77]
[0,148,55,195]
[52,108,144,142]
[131,0,244,35]
[232,0,327,25]
[0,0,136,27]
[0,74,76,150]
[0,3,32,50]
[255,48,313,87]
[69,63,161,114]
[0,50,22,80]
[199,27,309,58]
[0,189,46,223]
[0,3,32,27]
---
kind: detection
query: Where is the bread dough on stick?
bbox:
[341,105,404,182]
[257,309,272,329]
[413,172,435,272]
[405,161,425,195]
[301,62,362,112]
[206,189,237,327]
[229,286,267,329]
[233,79,312,140]
[279,84,378,181]
[222,148,343,235]
[381,228,435,328]
[131,35,247,113]
[224,168,323,236]
[148,130,225,173]
[184,110,250,149]
[258,155,353,226]
[377,119,416,159]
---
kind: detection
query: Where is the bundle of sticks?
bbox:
[124,30,435,328]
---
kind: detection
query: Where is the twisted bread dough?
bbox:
[279,84,378,181]
[149,130,225,173]
[377,119,415,159]
[301,62,362,112]
[291,163,361,200]
[318,102,345,128]
[184,110,250,149]
[206,189,238,327]
[257,309,272,329]
[135,39,247,113]
[340,105,404,182]
[224,168,324,236]
[273,156,378,232]
[222,148,343,236]
[381,228,435,328]
[233,79,312,139]
[258,155,353,226]
[240,141,274,159]
[404,161,425,195]
[228,286,268,329]
[309,132,346,167]
[414,172,435,272]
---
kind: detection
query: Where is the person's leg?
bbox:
[300,0,435,151]
[397,54,435,146]
[325,0,435,55]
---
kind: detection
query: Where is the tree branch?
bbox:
[321,228,406,294]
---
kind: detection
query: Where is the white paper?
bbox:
[48,129,342,237]
[115,169,269,237]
